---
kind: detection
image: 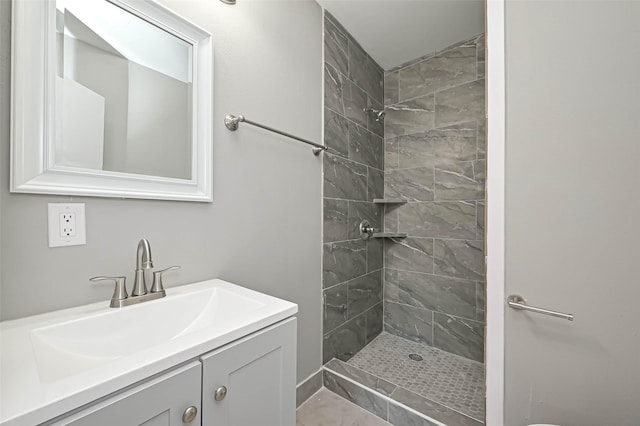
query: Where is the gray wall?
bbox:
[322,12,385,364]
[382,36,486,362]
[504,1,640,424]
[126,61,191,179]
[0,0,322,383]
[65,36,130,170]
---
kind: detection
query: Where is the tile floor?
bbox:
[347,332,485,422]
[296,389,391,426]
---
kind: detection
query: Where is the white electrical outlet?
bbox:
[59,212,76,237]
[48,203,86,247]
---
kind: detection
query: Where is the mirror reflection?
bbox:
[55,0,193,180]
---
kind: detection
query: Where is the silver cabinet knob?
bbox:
[214,386,228,401]
[182,405,198,423]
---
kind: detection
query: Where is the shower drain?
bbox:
[408,353,423,361]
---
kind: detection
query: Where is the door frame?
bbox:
[485,0,506,424]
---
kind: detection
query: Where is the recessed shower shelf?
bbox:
[372,198,408,204]
[372,232,408,239]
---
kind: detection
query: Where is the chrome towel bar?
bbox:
[507,294,574,321]
[224,114,328,156]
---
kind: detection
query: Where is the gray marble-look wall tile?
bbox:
[384,268,399,301]
[477,118,486,160]
[384,167,434,201]
[324,19,348,76]
[433,313,484,362]
[385,270,477,320]
[476,34,485,62]
[348,201,381,240]
[367,238,383,273]
[324,282,348,332]
[324,11,349,40]
[398,122,477,169]
[323,370,389,420]
[348,40,384,103]
[389,389,483,426]
[384,137,399,170]
[344,78,368,127]
[365,302,383,342]
[349,123,383,170]
[476,34,485,79]
[476,281,486,322]
[324,359,396,397]
[384,71,399,105]
[435,80,485,128]
[385,237,434,274]
[324,108,349,158]
[398,201,477,240]
[434,160,485,201]
[384,301,433,345]
[384,206,399,233]
[398,45,477,101]
[323,198,348,243]
[367,96,384,138]
[385,94,435,139]
[324,153,368,201]
[434,239,484,280]
[477,61,485,79]
[324,63,344,115]
[367,167,384,201]
[323,315,367,363]
[323,240,366,288]
[437,36,478,57]
[348,271,382,319]
[477,200,485,240]
[388,403,440,426]
[296,370,323,408]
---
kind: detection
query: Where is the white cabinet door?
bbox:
[49,362,202,426]
[201,318,296,426]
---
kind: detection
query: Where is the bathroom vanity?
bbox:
[0,280,298,426]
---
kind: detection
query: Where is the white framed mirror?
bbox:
[11,0,213,202]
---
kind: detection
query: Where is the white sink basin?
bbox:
[0,279,297,426]
[30,286,265,382]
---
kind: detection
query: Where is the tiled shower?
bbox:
[383,35,486,363]
[321,10,486,426]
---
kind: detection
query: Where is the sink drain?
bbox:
[408,353,423,361]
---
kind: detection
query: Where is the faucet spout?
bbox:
[136,238,153,270]
[132,239,153,296]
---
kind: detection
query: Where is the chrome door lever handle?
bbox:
[507,294,574,321]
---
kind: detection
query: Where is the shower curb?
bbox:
[323,363,483,426]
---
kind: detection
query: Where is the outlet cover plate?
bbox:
[48,203,86,247]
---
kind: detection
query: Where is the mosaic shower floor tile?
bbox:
[347,332,485,422]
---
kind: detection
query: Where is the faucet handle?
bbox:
[90,276,128,302]
[151,266,180,294]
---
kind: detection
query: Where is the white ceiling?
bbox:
[316,0,485,70]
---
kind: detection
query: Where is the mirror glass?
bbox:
[54,0,193,180]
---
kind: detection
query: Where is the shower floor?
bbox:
[347,332,485,423]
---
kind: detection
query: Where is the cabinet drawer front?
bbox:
[49,362,202,426]
[201,318,296,426]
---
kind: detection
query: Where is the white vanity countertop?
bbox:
[0,279,297,425]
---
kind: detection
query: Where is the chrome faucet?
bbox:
[90,239,180,308]
[132,238,153,296]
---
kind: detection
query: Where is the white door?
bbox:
[502,1,640,425]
